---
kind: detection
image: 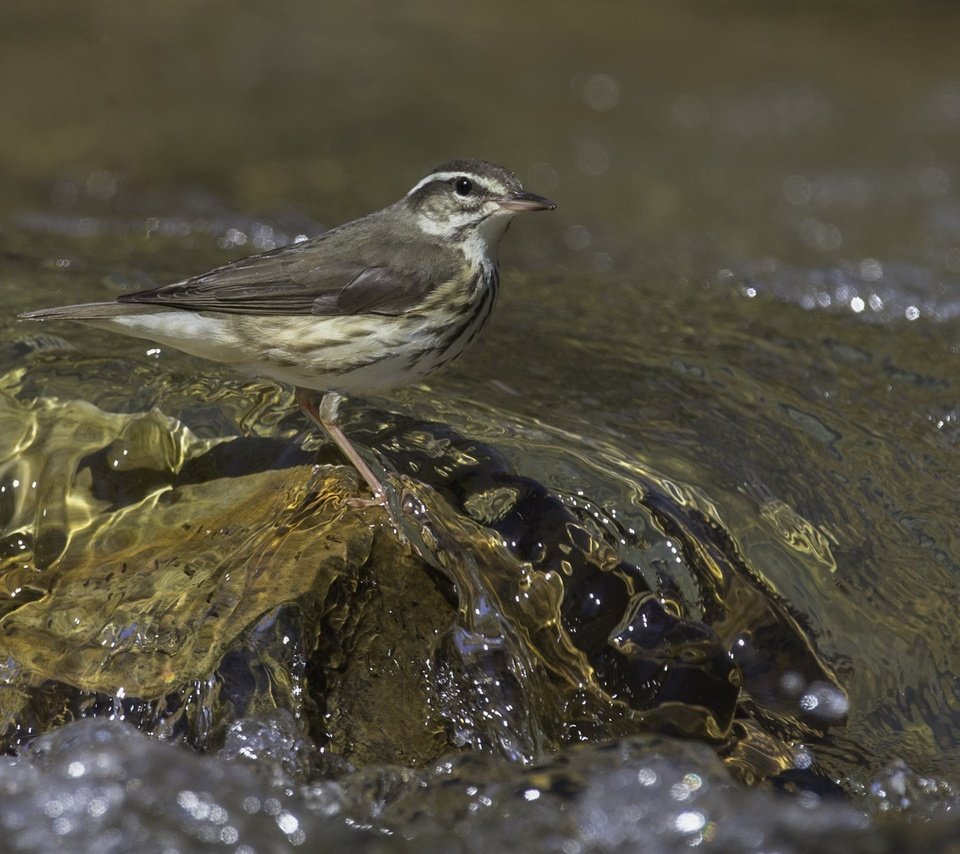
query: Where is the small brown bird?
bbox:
[20,159,556,501]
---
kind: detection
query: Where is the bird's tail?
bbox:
[19,302,158,321]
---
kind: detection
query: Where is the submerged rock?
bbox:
[0,382,843,790]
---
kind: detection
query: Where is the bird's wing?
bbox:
[117,238,449,317]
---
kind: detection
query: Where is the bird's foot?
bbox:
[296,387,389,503]
[345,491,390,510]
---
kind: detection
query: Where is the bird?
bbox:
[20,159,557,502]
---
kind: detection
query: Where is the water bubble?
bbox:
[527,161,560,193]
[218,228,248,249]
[637,768,658,787]
[859,259,883,281]
[276,811,300,834]
[87,797,109,818]
[674,810,706,833]
[779,671,805,697]
[799,682,849,721]
[564,225,592,251]
[581,73,620,112]
[577,141,610,176]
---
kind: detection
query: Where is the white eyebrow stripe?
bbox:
[406,171,467,196]
[414,208,493,237]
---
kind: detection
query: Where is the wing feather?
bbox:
[117,225,457,317]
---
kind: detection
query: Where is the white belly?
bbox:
[80,270,498,394]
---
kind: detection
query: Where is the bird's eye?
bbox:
[454,177,473,197]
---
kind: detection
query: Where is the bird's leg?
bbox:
[295,388,387,503]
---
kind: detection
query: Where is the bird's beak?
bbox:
[497,190,557,212]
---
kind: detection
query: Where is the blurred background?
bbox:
[6,1,959,301]
[3,2,960,851]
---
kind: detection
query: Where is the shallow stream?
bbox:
[2,4,960,850]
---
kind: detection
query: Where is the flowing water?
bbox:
[2,2,960,851]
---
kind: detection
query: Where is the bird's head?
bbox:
[404,159,556,252]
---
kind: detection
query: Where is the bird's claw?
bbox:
[346,491,389,510]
